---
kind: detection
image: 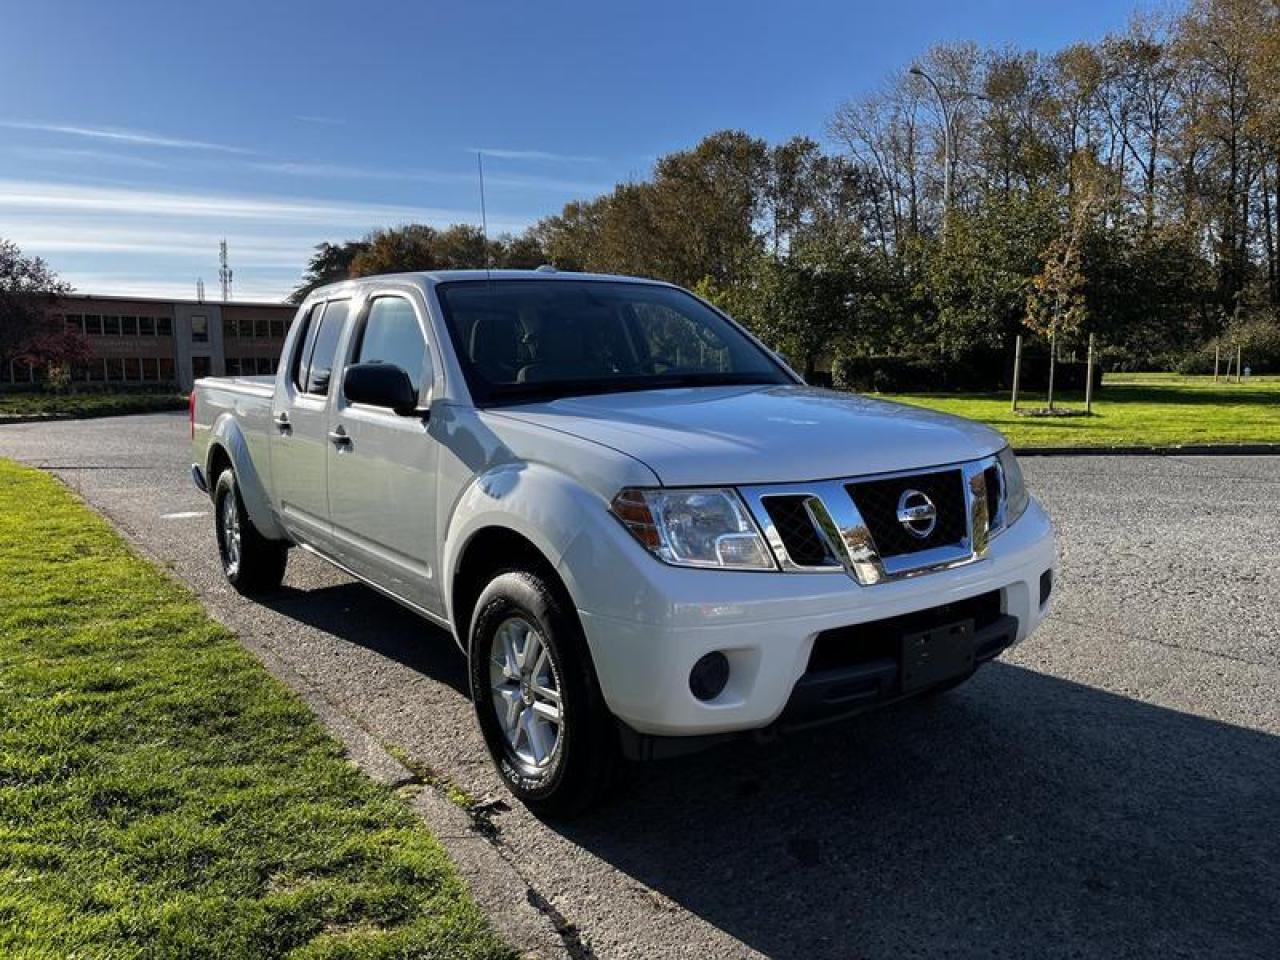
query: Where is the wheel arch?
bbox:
[205,414,287,541]
[450,525,577,651]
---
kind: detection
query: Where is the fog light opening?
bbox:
[1039,569,1053,606]
[689,651,730,702]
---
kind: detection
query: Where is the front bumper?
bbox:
[563,497,1056,738]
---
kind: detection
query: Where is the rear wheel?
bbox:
[213,468,287,594]
[469,569,618,818]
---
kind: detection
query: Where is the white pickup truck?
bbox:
[191,269,1055,815]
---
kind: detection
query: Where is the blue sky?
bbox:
[0,0,1134,301]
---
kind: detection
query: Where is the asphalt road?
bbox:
[2,411,1278,959]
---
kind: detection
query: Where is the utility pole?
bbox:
[218,240,233,302]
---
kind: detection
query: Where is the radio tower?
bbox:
[218,240,233,302]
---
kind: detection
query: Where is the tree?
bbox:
[289,240,370,303]
[0,239,81,385]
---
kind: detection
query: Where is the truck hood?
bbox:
[490,385,1006,486]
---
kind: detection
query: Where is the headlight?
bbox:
[997,447,1029,526]
[610,488,776,570]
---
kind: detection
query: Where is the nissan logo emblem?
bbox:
[896,489,938,539]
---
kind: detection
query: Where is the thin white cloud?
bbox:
[0,179,528,232]
[249,159,602,194]
[5,146,170,170]
[474,147,602,163]
[57,272,289,302]
[0,120,250,154]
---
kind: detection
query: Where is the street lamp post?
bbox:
[910,65,954,228]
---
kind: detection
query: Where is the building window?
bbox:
[157,317,173,336]
[225,358,241,377]
[85,315,103,336]
[103,315,121,336]
[192,356,211,380]
[65,314,84,333]
[270,319,285,340]
[139,316,155,336]
[105,358,124,382]
[124,358,141,381]
[252,319,268,339]
[191,315,208,343]
[224,318,239,340]
[121,316,137,336]
[158,358,175,382]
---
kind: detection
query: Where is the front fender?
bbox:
[206,413,287,542]
[442,461,603,629]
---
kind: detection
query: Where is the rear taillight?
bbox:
[188,391,196,440]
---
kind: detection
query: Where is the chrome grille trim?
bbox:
[739,454,1006,585]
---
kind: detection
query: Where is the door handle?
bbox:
[327,426,351,448]
[272,412,291,433]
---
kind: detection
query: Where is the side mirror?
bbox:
[343,363,418,415]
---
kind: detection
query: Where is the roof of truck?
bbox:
[305,269,671,301]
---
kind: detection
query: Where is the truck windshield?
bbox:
[435,279,792,405]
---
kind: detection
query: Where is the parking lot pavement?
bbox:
[2,411,1277,959]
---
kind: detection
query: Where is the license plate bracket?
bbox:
[900,619,975,693]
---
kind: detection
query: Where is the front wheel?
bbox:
[213,468,287,594]
[469,570,618,818]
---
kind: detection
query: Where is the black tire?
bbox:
[213,467,288,595]
[468,569,618,818]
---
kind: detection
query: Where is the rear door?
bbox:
[269,298,351,551]
[325,292,441,613]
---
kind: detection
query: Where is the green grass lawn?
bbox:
[886,373,1280,449]
[0,460,511,960]
[0,390,188,419]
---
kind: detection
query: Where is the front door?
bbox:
[269,298,350,551]
[326,293,441,613]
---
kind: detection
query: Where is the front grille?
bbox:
[846,469,967,558]
[807,590,1003,672]
[763,495,834,567]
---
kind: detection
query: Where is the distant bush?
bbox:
[1174,314,1280,375]
[830,351,1101,394]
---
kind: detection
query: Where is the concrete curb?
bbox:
[52,479,571,960]
[1015,443,1280,456]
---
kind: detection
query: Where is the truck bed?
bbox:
[191,375,277,495]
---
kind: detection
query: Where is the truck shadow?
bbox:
[262,582,470,696]
[550,662,1279,958]
[250,575,1278,957]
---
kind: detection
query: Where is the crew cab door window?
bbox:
[303,300,349,395]
[354,297,428,397]
[291,303,323,391]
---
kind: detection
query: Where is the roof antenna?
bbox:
[476,150,493,275]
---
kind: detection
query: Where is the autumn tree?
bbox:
[0,239,84,387]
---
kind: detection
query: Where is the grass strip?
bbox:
[886,373,1280,448]
[0,459,512,960]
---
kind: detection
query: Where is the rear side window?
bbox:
[291,303,323,392]
[355,298,427,396]
[304,300,350,395]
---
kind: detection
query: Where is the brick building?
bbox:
[1,294,299,391]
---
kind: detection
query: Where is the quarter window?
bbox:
[355,298,427,396]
